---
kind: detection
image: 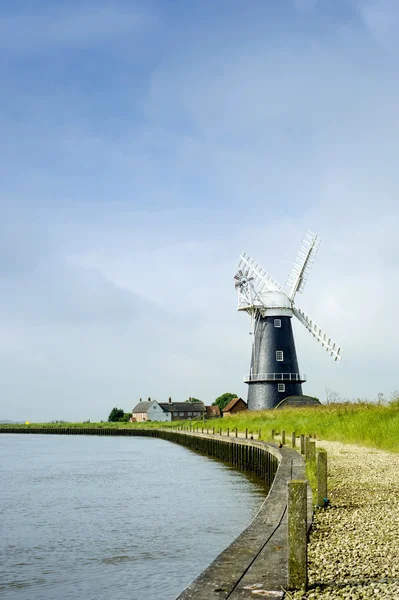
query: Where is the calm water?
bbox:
[0,434,264,600]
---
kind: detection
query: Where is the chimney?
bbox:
[148,397,151,402]
[168,396,172,403]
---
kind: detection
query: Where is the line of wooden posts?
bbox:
[174,423,328,592]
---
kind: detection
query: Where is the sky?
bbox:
[1,0,399,421]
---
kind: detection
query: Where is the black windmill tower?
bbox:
[234,231,342,410]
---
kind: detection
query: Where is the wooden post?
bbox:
[292,432,296,448]
[288,480,308,590]
[317,450,328,507]
[201,427,204,433]
[304,436,310,459]
[282,430,286,445]
[308,441,316,464]
[245,428,248,439]
[227,427,230,437]
[271,429,275,440]
[258,428,261,440]
[235,427,238,438]
[300,434,305,454]
[219,428,222,436]
[212,427,215,435]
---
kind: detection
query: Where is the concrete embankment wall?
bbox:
[1,426,278,488]
[1,428,312,598]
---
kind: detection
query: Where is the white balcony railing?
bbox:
[244,373,306,382]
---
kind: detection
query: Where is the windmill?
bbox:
[234,230,342,410]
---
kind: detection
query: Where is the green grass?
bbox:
[187,401,399,453]
[1,401,398,453]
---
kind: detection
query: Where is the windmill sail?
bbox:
[286,231,320,300]
[238,253,282,293]
[292,306,342,361]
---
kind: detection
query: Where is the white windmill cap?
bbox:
[258,290,293,317]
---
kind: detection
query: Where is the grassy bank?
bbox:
[200,401,399,453]
[1,401,398,452]
[0,420,164,429]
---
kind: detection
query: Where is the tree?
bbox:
[212,392,237,412]
[187,397,201,403]
[108,407,125,422]
[325,388,340,405]
[121,413,131,422]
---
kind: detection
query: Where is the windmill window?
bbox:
[278,383,285,392]
[276,350,284,362]
[274,319,281,328]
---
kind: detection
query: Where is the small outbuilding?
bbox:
[205,405,221,419]
[222,397,247,417]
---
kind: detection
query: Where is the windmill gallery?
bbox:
[234,230,342,410]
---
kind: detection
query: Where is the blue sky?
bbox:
[1,0,399,420]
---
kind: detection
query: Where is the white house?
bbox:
[131,400,171,423]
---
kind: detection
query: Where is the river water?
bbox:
[0,434,264,600]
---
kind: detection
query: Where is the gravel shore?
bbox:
[286,441,399,600]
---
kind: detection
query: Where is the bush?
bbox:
[108,407,125,422]
[213,392,238,412]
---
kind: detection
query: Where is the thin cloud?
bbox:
[356,0,399,46]
[0,1,155,53]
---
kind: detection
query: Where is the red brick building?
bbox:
[222,397,247,417]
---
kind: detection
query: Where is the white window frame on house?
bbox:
[278,383,285,392]
[276,350,284,361]
[274,319,281,328]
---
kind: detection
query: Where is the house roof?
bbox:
[132,400,156,413]
[158,402,205,413]
[222,397,246,413]
[206,405,220,416]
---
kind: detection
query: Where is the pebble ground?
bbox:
[286,441,399,600]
